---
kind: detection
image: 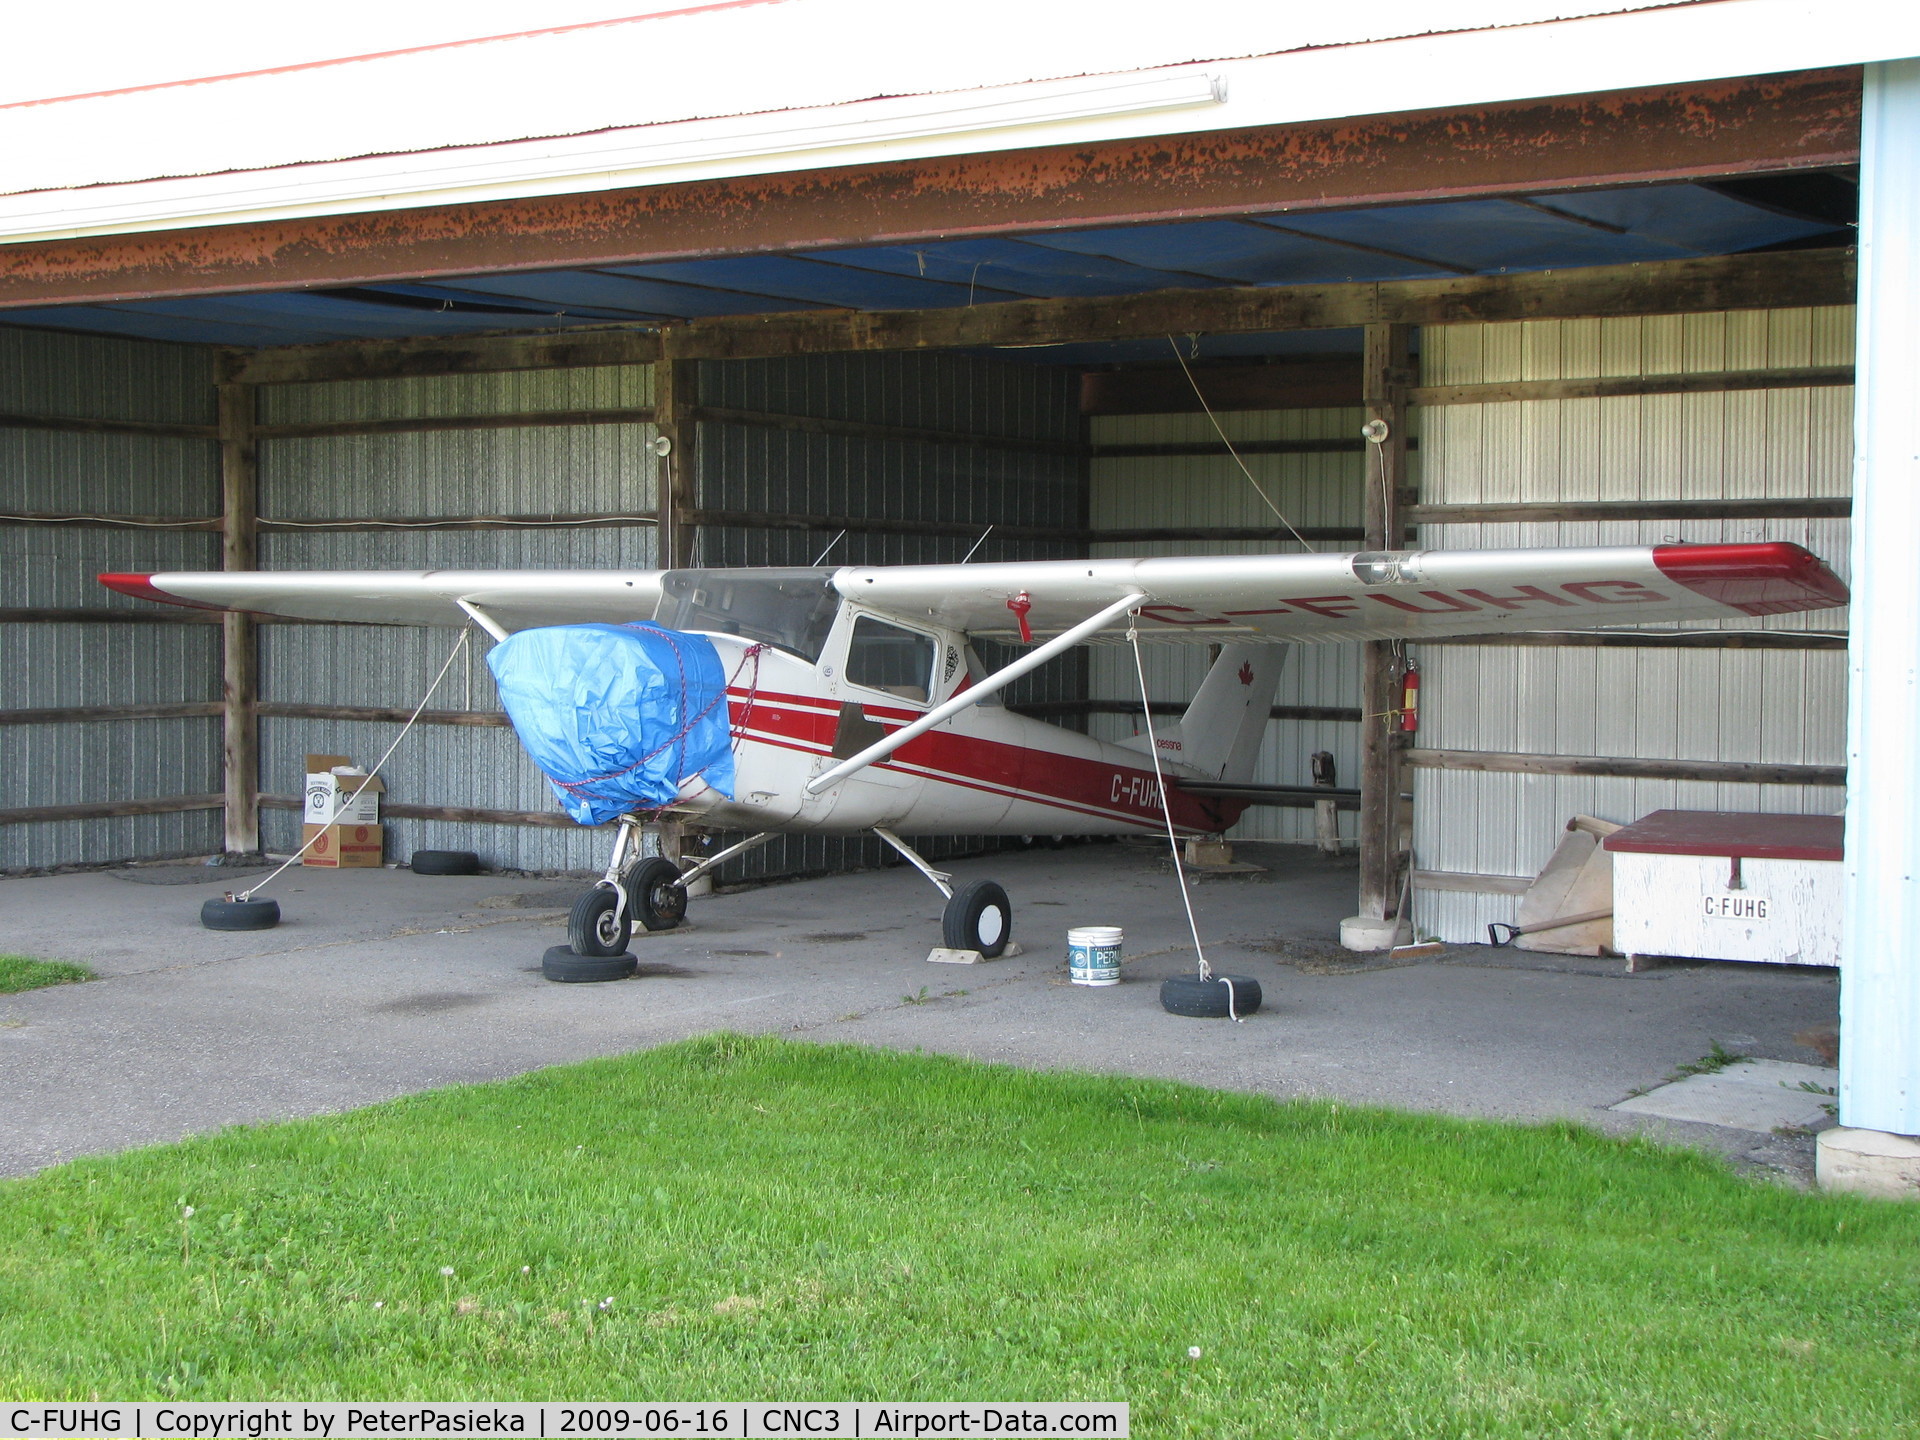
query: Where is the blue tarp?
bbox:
[487,623,736,826]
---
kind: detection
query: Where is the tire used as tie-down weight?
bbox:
[542,945,637,983]
[410,849,480,876]
[200,896,280,931]
[1160,974,1262,1018]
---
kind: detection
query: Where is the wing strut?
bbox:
[804,591,1145,795]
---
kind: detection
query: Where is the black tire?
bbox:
[542,945,637,983]
[626,856,688,932]
[1160,974,1263,1018]
[568,887,631,956]
[942,879,1012,958]
[410,849,480,876]
[200,896,280,931]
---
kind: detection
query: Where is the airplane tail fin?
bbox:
[1118,642,1286,782]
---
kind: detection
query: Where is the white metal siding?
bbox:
[1088,406,1371,843]
[1415,307,1854,942]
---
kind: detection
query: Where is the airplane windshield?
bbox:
[657,569,841,661]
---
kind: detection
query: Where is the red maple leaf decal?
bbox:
[1237,661,1254,686]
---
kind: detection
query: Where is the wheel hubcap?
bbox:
[977,906,1006,947]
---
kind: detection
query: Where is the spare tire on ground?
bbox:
[1160,973,1262,1018]
[201,896,280,931]
[542,944,637,983]
[411,849,481,876]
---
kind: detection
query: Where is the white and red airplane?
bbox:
[102,541,1847,962]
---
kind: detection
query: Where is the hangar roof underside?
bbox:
[0,174,1855,363]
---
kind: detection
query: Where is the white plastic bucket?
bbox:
[1068,925,1124,986]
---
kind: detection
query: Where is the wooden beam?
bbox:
[0,607,327,624]
[0,412,218,439]
[1419,629,1847,650]
[690,405,1081,456]
[1090,438,1380,458]
[1080,357,1362,415]
[222,330,660,387]
[251,407,655,440]
[0,793,224,825]
[690,509,1082,543]
[1358,322,1414,925]
[653,355,696,568]
[1088,526,1364,544]
[1409,497,1852,525]
[259,512,658,532]
[220,250,1857,383]
[1413,869,1533,895]
[219,382,261,857]
[259,795,577,828]
[0,702,222,725]
[1409,364,1854,407]
[1405,748,1845,785]
[257,703,511,728]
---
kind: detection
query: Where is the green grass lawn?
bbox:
[2,1036,1916,1436]
[0,953,93,993]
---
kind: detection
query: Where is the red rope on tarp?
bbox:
[550,624,740,797]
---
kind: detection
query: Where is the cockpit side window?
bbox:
[845,615,937,704]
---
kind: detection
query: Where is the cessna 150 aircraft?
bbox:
[103,540,1847,964]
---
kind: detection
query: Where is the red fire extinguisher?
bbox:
[1399,666,1420,733]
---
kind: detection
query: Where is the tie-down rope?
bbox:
[1125,610,1241,1022]
[235,628,472,901]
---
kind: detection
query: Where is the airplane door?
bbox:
[804,609,944,827]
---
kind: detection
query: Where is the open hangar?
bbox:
[1,5,1916,1188]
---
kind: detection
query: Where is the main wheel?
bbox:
[942,879,1011,958]
[568,887,631,956]
[201,896,280,931]
[625,856,689,932]
[1160,974,1263,1018]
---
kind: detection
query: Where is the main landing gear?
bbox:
[876,827,1012,959]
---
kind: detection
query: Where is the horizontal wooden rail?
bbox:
[0,792,224,824]
[1406,748,1844,786]
[688,405,1079,456]
[258,703,511,728]
[0,607,330,625]
[1409,497,1851,525]
[251,406,656,440]
[1408,364,1854,408]
[0,412,217,439]
[0,701,221,725]
[1413,869,1533,895]
[259,511,658,532]
[689,509,1081,542]
[1419,629,1847,650]
[260,794,576,828]
[1087,526,1363,544]
[1089,438,1413,458]
[1014,699,1362,723]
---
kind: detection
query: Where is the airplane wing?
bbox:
[101,541,1847,644]
[833,543,1848,644]
[99,570,668,631]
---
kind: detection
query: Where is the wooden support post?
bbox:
[1357,324,1414,923]
[652,354,697,568]
[218,382,261,857]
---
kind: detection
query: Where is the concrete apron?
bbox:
[0,843,1840,1184]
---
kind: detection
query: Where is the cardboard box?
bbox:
[302,822,385,868]
[304,753,383,826]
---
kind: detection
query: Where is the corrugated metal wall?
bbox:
[1087,406,1373,843]
[0,327,221,870]
[1413,306,1854,942]
[255,366,658,872]
[695,351,1085,877]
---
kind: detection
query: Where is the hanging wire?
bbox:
[1127,610,1241,1021]
[237,628,472,901]
[1165,335,1314,552]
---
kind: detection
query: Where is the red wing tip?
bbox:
[1650,542,1850,616]
[97,573,228,610]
